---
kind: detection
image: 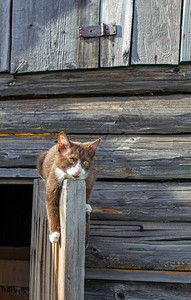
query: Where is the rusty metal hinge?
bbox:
[79,24,116,38]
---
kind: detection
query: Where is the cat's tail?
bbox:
[36,151,47,179]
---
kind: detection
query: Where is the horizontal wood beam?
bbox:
[84,279,191,300]
[86,268,191,284]
[1,94,191,135]
[1,135,191,180]
[1,66,191,97]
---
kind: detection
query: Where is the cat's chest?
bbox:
[55,167,67,183]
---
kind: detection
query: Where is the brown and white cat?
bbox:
[37,132,101,243]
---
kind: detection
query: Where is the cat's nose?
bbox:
[76,171,81,175]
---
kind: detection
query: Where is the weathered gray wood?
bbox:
[85,280,191,300]
[0,168,38,178]
[1,135,191,180]
[86,268,191,284]
[1,94,191,134]
[131,0,182,64]
[90,181,191,222]
[0,0,11,72]
[1,66,191,97]
[30,179,86,300]
[180,0,191,62]
[11,0,99,73]
[86,234,191,271]
[100,0,133,67]
[59,180,86,300]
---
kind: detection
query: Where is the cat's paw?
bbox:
[86,204,92,213]
[49,231,60,243]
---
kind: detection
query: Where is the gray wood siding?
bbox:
[11,0,99,73]
[1,134,191,180]
[100,0,133,67]
[181,0,191,62]
[1,66,191,98]
[0,0,11,72]
[131,0,182,65]
[85,279,191,300]
[8,0,187,72]
[1,94,191,135]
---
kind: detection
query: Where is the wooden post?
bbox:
[58,179,86,300]
[29,179,86,300]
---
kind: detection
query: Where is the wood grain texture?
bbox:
[85,280,191,300]
[1,66,191,97]
[29,179,86,300]
[11,0,99,73]
[59,180,86,300]
[0,0,11,72]
[180,0,191,62]
[86,229,191,271]
[1,135,191,180]
[131,0,182,64]
[1,94,191,135]
[100,0,133,67]
[86,268,191,283]
[90,181,191,222]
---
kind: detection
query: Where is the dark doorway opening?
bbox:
[0,185,33,247]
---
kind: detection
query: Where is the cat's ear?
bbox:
[57,132,71,152]
[86,138,101,157]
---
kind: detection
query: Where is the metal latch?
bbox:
[79,24,116,38]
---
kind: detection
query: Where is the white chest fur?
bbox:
[55,167,67,183]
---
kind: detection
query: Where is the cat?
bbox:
[37,132,101,243]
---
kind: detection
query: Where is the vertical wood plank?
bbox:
[30,179,86,300]
[0,0,11,72]
[78,0,100,68]
[58,180,86,300]
[180,0,191,62]
[100,0,133,67]
[131,0,182,65]
[11,0,99,73]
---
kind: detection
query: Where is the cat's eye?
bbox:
[83,161,89,166]
[68,158,74,164]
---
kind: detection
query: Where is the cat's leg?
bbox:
[46,174,61,243]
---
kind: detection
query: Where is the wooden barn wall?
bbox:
[3,0,187,72]
[1,66,191,299]
[0,0,191,299]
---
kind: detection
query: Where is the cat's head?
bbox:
[56,132,101,179]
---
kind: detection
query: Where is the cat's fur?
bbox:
[37,132,101,243]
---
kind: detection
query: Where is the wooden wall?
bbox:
[1,65,191,299]
[0,0,191,299]
[0,0,190,72]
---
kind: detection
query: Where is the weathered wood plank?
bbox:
[1,66,191,97]
[90,181,191,222]
[180,0,191,62]
[30,179,86,300]
[131,0,182,64]
[85,280,191,300]
[100,0,133,67]
[58,180,86,300]
[1,135,191,180]
[86,234,191,271]
[0,0,11,72]
[1,94,191,134]
[11,0,99,73]
[89,220,191,241]
[86,268,191,284]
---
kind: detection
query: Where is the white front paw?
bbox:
[49,231,60,243]
[86,204,92,213]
